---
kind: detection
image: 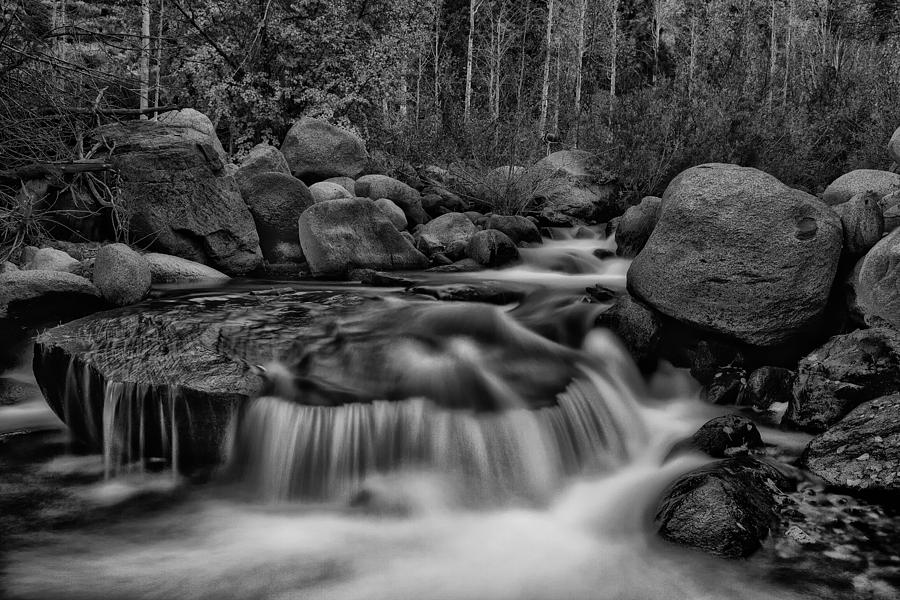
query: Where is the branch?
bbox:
[168,0,239,70]
[32,105,181,116]
[0,160,114,182]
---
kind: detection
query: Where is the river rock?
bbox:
[835,191,884,255]
[801,394,900,494]
[0,270,102,322]
[324,176,357,196]
[96,119,262,275]
[373,198,407,231]
[156,108,227,163]
[466,230,519,267]
[736,366,795,410]
[855,228,900,329]
[421,187,467,217]
[280,117,368,182]
[0,261,17,274]
[889,126,900,164]
[524,150,622,226]
[689,415,764,458]
[408,282,527,305]
[92,244,151,306]
[356,174,430,227]
[882,191,900,232]
[655,458,787,558]
[22,247,80,273]
[628,163,842,347]
[298,198,428,276]
[145,253,230,284]
[416,213,476,249]
[596,295,661,368]
[785,328,900,433]
[615,196,661,257]
[309,181,353,203]
[823,170,900,206]
[234,143,291,186]
[485,215,542,245]
[239,172,314,263]
[702,367,748,405]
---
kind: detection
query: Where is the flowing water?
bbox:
[0,233,817,600]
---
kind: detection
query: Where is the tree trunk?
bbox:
[433,1,441,116]
[538,0,555,137]
[153,0,165,119]
[652,0,662,85]
[552,38,560,136]
[608,0,618,127]
[139,0,151,119]
[783,0,794,108]
[464,0,480,125]
[768,0,777,110]
[688,16,697,99]
[492,6,503,121]
[573,0,587,147]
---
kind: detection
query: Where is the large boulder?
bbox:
[234,143,291,186]
[415,213,476,248]
[655,458,787,558]
[145,253,230,284]
[882,191,900,232]
[834,191,884,256]
[855,228,900,329]
[92,243,151,306]
[0,270,102,322]
[785,328,900,432]
[466,230,519,268]
[324,176,357,196]
[822,169,900,206]
[22,247,80,273]
[801,394,900,494]
[238,172,314,263]
[485,215,542,245]
[524,150,622,226]
[628,164,842,347]
[156,108,227,163]
[97,119,262,275]
[889,125,900,165]
[615,196,661,257]
[298,198,429,276]
[309,181,352,204]
[373,198,407,231]
[280,117,368,182]
[355,174,430,227]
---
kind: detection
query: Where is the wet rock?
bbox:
[615,196,661,257]
[426,258,483,273]
[689,340,745,385]
[823,169,900,206]
[854,228,900,329]
[416,213,476,250]
[585,284,620,303]
[592,248,615,260]
[92,244,151,306]
[801,394,900,494]
[22,247,80,273]
[485,215,542,245]
[280,117,368,182]
[347,269,414,287]
[0,377,35,406]
[525,150,622,226]
[785,328,900,433]
[596,295,661,367]
[628,164,842,347]
[655,457,788,558]
[239,172,315,264]
[298,197,428,277]
[373,198,408,231]
[466,230,519,267]
[96,119,263,275]
[689,415,764,458]
[736,366,795,410]
[835,191,885,256]
[0,270,102,322]
[144,253,230,284]
[356,174,430,227]
[234,143,291,186]
[408,282,527,304]
[309,181,353,203]
[702,367,748,405]
[572,226,596,240]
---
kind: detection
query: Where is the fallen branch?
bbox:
[0,160,114,182]
[33,105,181,117]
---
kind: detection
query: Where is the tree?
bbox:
[538,0,555,137]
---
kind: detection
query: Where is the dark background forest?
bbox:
[2,0,900,202]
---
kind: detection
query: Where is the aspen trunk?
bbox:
[768,0,777,110]
[538,0,555,137]
[652,0,662,85]
[139,0,151,118]
[153,0,164,119]
[688,16,697,99]
[783,0,794,108]
[464,0,479,125]
[608,0,618,126]
[573,0,586,147]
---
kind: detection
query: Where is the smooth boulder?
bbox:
[309,181,353,204]
[239,172,314,263]
[92,243,151,306]
[156,108,227,163]
[466,230,519,268]
[801,394,900,494]
[298,198,428,276]
[145,253,230,284]
[235,143,291,186]
[855,228,900,329]
[0,270,102,322]
[835,191,884,255]
[785,327,900,432]
[524,150,621,226]
[628,164,842,347]
[22,247,80,273]
[485,215,542,245]
[882,191,900,232]
[689,415,764,458]
[822,169,900,206]
[280,117,368,182]
[889,125,900,165]
[356,174,430,227]
[416,213,476,249]
[373,198,407,231]
[97,119,262,275]
[615,196,661,257]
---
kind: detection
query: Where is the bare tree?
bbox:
[464,0,483,125]
[139,0,151,118]
[608,0,619,125]
[538,0,555,137]
[573,0,587,146]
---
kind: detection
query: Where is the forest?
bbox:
[2,0,900,203]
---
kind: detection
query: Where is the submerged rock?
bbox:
[689,415,765,458]
[408,282,527,305]
[656,457,788,558]
[785,328,900,433]
[801,394,900,494]
[628,163,842,347]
